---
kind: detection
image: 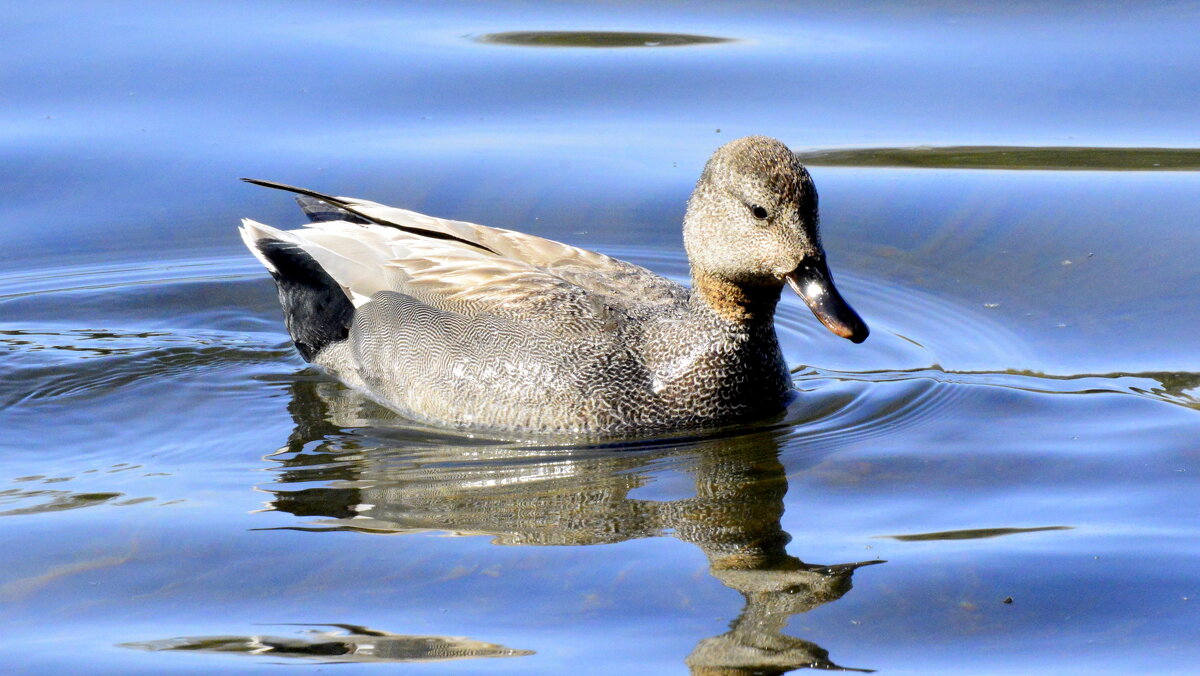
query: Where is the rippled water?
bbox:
[3,2,1199,674]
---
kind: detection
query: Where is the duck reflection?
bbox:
[266,377,883,674]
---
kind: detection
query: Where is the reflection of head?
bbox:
[690,561,882,675]
[266,377,882,673]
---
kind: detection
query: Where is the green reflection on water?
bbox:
[476,30,733,48]
[121,624,534,664]
[795,146,1200,171]
[0,489,125,516]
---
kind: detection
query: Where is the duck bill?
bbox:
[785,258,869,343]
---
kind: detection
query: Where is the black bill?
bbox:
[785,257,869,343]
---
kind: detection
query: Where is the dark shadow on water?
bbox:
[475,30,734,48]
[251,378,885,673]
[882,526,1072,542]
[795,146,1200,171]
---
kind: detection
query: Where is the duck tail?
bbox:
[239,219,355,362]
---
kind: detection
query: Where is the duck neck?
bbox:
[690,268,783,327]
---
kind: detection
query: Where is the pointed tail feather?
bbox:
[241,178,497,254]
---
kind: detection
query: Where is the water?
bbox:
[2,1,1199,673]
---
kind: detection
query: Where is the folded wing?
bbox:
[239,181,687,330]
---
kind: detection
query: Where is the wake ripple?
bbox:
[0,257,290,409]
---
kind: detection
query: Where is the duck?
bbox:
[239,136,867,436]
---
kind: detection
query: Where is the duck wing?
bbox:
[241,180,687,322]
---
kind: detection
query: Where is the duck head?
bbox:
[684,136,869,343]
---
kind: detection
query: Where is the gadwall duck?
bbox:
[240,136,867,436]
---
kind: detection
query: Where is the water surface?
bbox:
[2,1,1199,674]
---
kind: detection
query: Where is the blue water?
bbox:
[2,2,1199,674]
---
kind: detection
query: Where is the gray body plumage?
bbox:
[240,136,866,437]
[318,288,793,434]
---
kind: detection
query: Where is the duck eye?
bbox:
[750,205,769,220]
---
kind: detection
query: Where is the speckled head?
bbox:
[684,136,869,342]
